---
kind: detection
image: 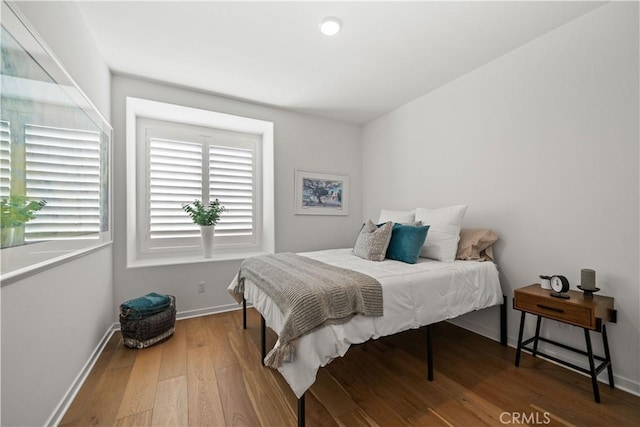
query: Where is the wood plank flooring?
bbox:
[60,308,640,426]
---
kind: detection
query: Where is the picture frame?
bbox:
[294,169,349,215]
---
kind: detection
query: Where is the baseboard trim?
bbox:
[46,323,118,427]
[448,316,502,343]
[176,302,242,321]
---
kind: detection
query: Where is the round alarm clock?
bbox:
[550,275,570,298]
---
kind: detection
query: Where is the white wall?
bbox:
[363,2,639,394]
[111,75,362,317]
[0,2,113,426]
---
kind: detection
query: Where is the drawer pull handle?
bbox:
[537,304,564,314]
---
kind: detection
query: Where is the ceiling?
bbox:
[76,1,604,125]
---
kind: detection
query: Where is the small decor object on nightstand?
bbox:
[578,268,600,297]
[550,274,570,298]
[539,275,552,290]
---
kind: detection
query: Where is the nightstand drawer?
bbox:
[514,292,593,328]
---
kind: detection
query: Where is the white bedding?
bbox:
[230,248,503,398]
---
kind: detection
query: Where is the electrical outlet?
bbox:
[198,282,206,293]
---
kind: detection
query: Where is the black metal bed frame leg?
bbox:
[297,394,305,427]
[242,297,247,330]
[515,311,526,367]
[260,314,266,366]
[426,324,434,381]
[500,295,508,345]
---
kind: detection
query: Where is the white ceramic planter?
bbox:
[1,227,15,248]
[200,225,214,258]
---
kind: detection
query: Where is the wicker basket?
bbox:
[120,295,176,349]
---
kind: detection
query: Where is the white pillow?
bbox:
[415,205,467,262]
[378,209,415,224]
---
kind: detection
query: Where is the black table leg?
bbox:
[500,295,508,346]
[532,316,542,358]
[515,311,526,367]
[584,328,601,403]
[601,324,615,388]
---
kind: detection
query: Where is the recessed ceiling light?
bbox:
[320,17,342,36]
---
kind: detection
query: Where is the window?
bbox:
[24,124,102,242]
[138,118,261,254]
[126,98,274,267]
[1,120,110,280]
[148,130,203,240]
[1,1,112,284]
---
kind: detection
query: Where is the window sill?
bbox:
[1,241,113,286]
[127,250,271,269]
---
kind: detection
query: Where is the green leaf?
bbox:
[0,196,47,228]
[181,199,226,226]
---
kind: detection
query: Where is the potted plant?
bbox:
[1,196,47,248]
[181,199,225,258]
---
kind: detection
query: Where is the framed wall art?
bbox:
[294,169,349,215]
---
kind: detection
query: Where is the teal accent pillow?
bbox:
[386,223,430,264]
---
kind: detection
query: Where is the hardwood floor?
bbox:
[60,308,640,426]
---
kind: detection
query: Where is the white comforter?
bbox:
[229,248,503,398]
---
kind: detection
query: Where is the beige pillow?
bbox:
[352,220,393,261]
[456,228,498,261]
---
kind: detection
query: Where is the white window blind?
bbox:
[0,121,10,199]
[149,137,202,239]
[209,145,254,237]
[24,124,101,241]
[139,117,260,257]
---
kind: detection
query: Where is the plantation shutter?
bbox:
[0,121,10,198]
[149,137,202,239]
[24,124,101,241]
[209,144,254,238]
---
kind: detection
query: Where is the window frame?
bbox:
[0,1,112,286]
[126,97,275,268]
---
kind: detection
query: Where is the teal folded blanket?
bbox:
[120,292,171,320]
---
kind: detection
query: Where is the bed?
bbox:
[228,247,506,426]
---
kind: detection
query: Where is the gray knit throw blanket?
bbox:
[231,253,383,368]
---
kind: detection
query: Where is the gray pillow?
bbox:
[352,220,393,261]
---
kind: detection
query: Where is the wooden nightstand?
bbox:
[513,284,616,403]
